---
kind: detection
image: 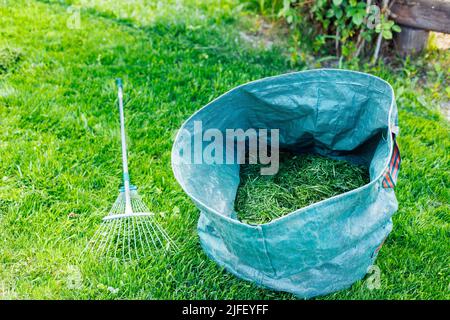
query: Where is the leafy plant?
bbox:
[266,0,401,63]
[375,15,401,40]
[246,0,284,17]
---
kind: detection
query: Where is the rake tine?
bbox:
[97,227,109,256]
[141,218,154,254]
[136,201,177,248]
[96,224,109,256]
[147,217,166,249]
[133,217,141,257]
[136,197,174,250]
[91,221,111,254]
[114,218,122,259]
[100,220,117,257]
[131,199,153,251]
[121,215,127,260]
[89,191,178,259]
[141,219,152,256]
[154,221,178,251]
[128,219,133,261]
[122,218,128,261]
[135,216,148,257]
[131,216,138,259]
[141,215,160,250]
[127,219,132,261]
[88,225,103,254]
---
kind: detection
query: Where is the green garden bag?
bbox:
[172,69,401,298]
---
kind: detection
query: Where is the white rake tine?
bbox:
[138,217,152,255]
[91,222,111,254]
[111,198,119,211]
[117,196,125,214]
[95,224,108,255]
[154,222,178,251]
[101,221,116,254]
[134,199,161,250]
[97,225,110,256]
[131,216,138,259]
[114,217,123,259]
[137,199,168,250]
[120,215,127,260]
[135,200,156,253]
[142,211,172,250]
[132,200,143,257]
[100,220,117,257]
[135,196,176,250]
[120,218,126,260]
[141,217,154,255]
[141,214,160,250]
[139,218,151,257]
[122,217,128,260]
[97,224,110,256]
[134,201,158,252]
[146,216,165,249]
[130,216,136,259]
[126,218,132,261]
[108,199,124,258]
[128,218,134,261]
[135,216,149,257]
[88,197,120,254]
[136,217,145,254]
[133,216,142,257]
[88,226,103,254]
[108,196,121,217]
[121,204,127,258]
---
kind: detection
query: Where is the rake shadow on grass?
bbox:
[235,152,370,225]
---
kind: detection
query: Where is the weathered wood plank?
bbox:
[394,25,430,55]
[390,0,450,34]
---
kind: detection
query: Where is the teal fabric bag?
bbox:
[172,69,401,298]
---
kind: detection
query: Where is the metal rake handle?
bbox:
[116,78,133,215]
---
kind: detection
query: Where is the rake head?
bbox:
[88,186,178,261]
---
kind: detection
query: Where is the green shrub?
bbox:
[245,0,401,63]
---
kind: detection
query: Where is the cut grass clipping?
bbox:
[235,153,370,225]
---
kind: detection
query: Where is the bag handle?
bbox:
[382,133,401,189]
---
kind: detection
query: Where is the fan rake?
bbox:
[88,79,177,260]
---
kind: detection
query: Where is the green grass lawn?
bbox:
[0,0,449,299]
